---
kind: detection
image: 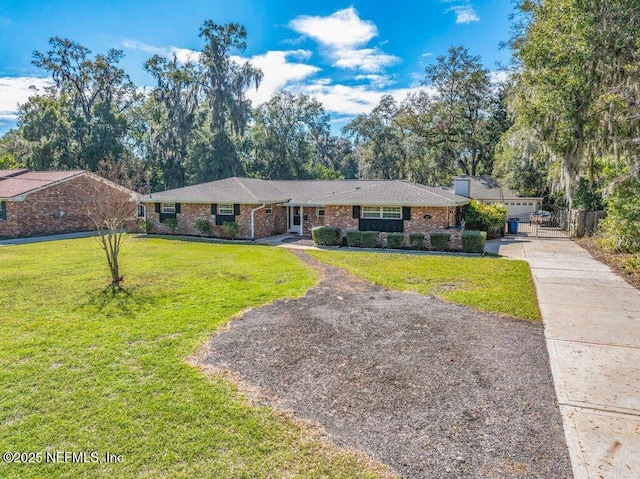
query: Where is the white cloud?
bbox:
[0,77,52,121]
[332,48,400,73]
[289,7,377,48]
[297,81,423,117]
[235,50,321,105]
[289,8,400,73]
[448,5,480,24]
[121,39,200,64]
[354,74,394,88]
[489,70,510,84]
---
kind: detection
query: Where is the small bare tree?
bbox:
[85,160,142,290]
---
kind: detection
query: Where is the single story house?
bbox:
[0,169,137,239]
[139,177,471,242]
[452,176,543,217]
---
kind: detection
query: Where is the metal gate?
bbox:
[508,209,570,238]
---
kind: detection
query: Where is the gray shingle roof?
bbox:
[142,177,470,208]
[143,177,290,204]
[452,176,541,200]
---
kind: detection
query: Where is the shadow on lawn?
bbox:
[79,284,157,317]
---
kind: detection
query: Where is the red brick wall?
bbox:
[0,174,135,239]
[144,202,288,239]
[302,206,325,235]
[322,205,462,248]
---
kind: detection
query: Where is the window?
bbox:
[361,206,402,219]
[0,201,6,221]
[362,206,381,219]
[137,204,146,218]
[218,204,234,215]
[382,207,402,219]
[162,203,176,214]
[316,207,325,217]
[265,204,273,215]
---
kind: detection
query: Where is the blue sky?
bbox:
[0,0,513,134]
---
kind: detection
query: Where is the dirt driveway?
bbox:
[196,251,571,478]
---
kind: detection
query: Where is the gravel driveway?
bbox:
[196,251,571,478]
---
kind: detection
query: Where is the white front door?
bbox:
[288,206,303,234]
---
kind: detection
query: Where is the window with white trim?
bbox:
[218,204,234,215]
[362,206,381,219]
[137,204,146,218]
[265,204,273,215]
[316,207,325,217]
[162,203,176,214]
[361,206,402,219]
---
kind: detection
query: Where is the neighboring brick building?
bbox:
[140,177,470,243]
[0,169,137,239]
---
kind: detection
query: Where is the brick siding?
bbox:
[323,205,462,248]
[0,174,135,239]
[144,202,287,239]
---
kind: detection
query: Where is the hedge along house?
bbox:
[0,169,137,239]
[139,177,470,242]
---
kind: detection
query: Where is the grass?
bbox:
[308,250,540,321]
[0,237,389,479]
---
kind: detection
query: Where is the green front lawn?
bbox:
[0,237,386,479]
[308,250,540,321]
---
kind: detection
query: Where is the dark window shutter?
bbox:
[155,203,160,213]
[352,206,360,219]
[175,203,181,214]
[402,206,411,220]
[0,201,6,221]
[234,204,240,215]
[211,203,217,215]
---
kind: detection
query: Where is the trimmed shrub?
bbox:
[429,232,451,251]
[140,219,153,234]
[165,218,178,233]
[222,221,239,238]
[463,200,507,238]
[311,226,341,246]
[361,231,379,248]
[386,232,404,249]
[462,230,487,253]
[346,231,362,247]
[409,233,425,249]
[195,218,210,237]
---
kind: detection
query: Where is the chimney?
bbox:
[454,178,471,198]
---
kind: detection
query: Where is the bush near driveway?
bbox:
[462,230,487,253]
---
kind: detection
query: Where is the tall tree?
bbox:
[144,55,200,189]
[422,46,493,176]
[250,91,331,179]
[27,37,138,171]
[509,0,640,207]
[186,21,262,183]
[343,95,408,179]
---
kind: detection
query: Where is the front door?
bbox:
[288,206,302,234]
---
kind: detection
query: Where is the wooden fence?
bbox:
[570,210,606,238]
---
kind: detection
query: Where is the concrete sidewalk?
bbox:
[492,236,640,479]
